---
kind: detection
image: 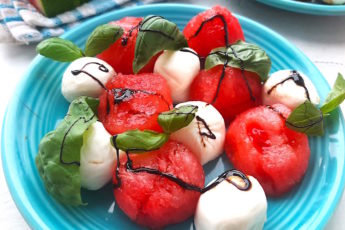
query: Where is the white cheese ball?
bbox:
[154,48,200,103]
[170,101,225,165]
[62,57,115,102]
[195,175,267,230]
[323,0,345,4]
[80,121,122,190]
[263,70,320,109]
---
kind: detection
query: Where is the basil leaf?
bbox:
[85,24,124,57]
[133,15,188,73]
[286,100,324,136]
[158,105,198,134]
[36,37,84,62]
[115,130,169,153]
[205,40,271,82]
[320,73,345,114]
[35,97,99,205]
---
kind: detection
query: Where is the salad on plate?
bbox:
[34,5,345,229]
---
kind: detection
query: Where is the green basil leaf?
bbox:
[286,100,324,136]
[35,96,99,205]
[158,105,198,134]
[320,73,345,114]
[133,15,188,73]
[115,130,169,153]
[36,37,84,62]
[205,40,271,82]
[85,24,124,57]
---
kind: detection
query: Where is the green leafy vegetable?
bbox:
[205,40,271,82]
[133,15,188,73]
[35,97,99,205]
[85,24,123,57]
[320,73,345,114]
[115,130,169,153]
[158,105,198,134]
[286,100,324,136]
[36,37,84,62]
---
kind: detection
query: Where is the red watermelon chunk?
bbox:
[189,65,262,124]
[97,17,157,74]
[113,140,205,229]
[183,5,245,58]
[98,73,173,135]
[225,104,310,196]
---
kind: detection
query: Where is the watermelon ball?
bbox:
[113,140,205,229]
[97,17,157,74]
[183,5,245,58]
[189,65,262,124]
[225,104,310,197]
[98,73,173,135]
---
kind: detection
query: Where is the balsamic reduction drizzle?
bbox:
[59,115,95,166]
[122,15,177,47]
[266,104,323,130]
[138,15,175,40]
[202,170,251,193]
[192,15,230,46]
[196,115,216,140]
[71,62,108,90]
[192,14,255,103]
[111,136,251,193]
[285,102,323,129]
[111,87,171,109]
[122,21,142,46]
[267,70,311,101]
[265,105,287,120]
[179,48,202,60]
[212,52,229,104]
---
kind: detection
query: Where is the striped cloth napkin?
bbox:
[0,0,158,44]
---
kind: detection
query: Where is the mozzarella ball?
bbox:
[154,48,200,103]
[80,121,122,190]
[323,0,345,4]
[170,101,225,165]
[195,175,267,230]
[62,57,115,102]
[263,70,320,109]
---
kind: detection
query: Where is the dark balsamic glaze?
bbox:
[179,48,203,60]
[111,87,171,109]
[138,15,175,40]
[111,136,251,193]
[71,62,108,90]
[121,21,141,46]
[59,115,95,166]
[196,115,216,140]
[266,104,323,129]
[265,105,287,120]
[122,15,177,47]
[192,14,255,103]
[212,52,229,104]
[179,48,205,69]
[267,70,311,101]
[202,169,252,193]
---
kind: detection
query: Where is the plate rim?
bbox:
[257,0,345,15]
[2,3,345,229]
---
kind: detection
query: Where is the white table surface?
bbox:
[1,0,345,229]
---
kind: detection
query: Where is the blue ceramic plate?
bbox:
[2,3,345,230]
[257,0,345,15]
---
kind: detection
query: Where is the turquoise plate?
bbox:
[2,3,345,230]
[257,0,345,15]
